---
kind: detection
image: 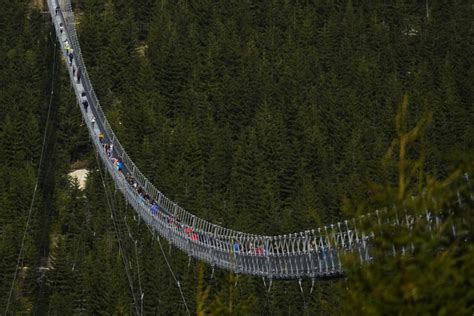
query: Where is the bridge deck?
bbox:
[47,0,470,279]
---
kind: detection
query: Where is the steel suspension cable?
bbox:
[4,31,58,316]
[134,240,144,316]
[32,30,63,315]
[156,237,191,316]
[94,152,140,316]
[123,212,145,315]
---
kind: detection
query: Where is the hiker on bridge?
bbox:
[82,99,89,113]
[117,158,124,173]
[68,51,74,66]
[150,202,158,215]
[76,66,81,83]
[64,40,70,58]
[233,241,241,254]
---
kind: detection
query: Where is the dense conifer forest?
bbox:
[1,0,472,314]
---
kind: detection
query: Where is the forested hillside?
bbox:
[1,0,472,314]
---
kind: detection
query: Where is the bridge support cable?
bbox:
[122,212,145,316]
[95,152,141,316]
[4,27,58,316]
[156,237,191,316]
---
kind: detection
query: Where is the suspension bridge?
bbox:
[47,0,472,282]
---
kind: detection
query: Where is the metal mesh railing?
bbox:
[48,0,473,279]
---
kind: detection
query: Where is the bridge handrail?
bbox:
[48,0,472,279]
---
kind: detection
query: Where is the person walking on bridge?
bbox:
[68,51,74,66]
[82,99,89,113]
[64,40,70,59]
[76,66,81,84]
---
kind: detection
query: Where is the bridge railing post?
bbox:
[310,229,317,277]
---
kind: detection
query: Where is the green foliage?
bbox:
[1,0,472,314]
[0,1,58,312]
[342,100,473,315]
[196,264,255,316]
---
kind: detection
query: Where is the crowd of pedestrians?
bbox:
[57,4,299,260]
[95,130,273,256]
